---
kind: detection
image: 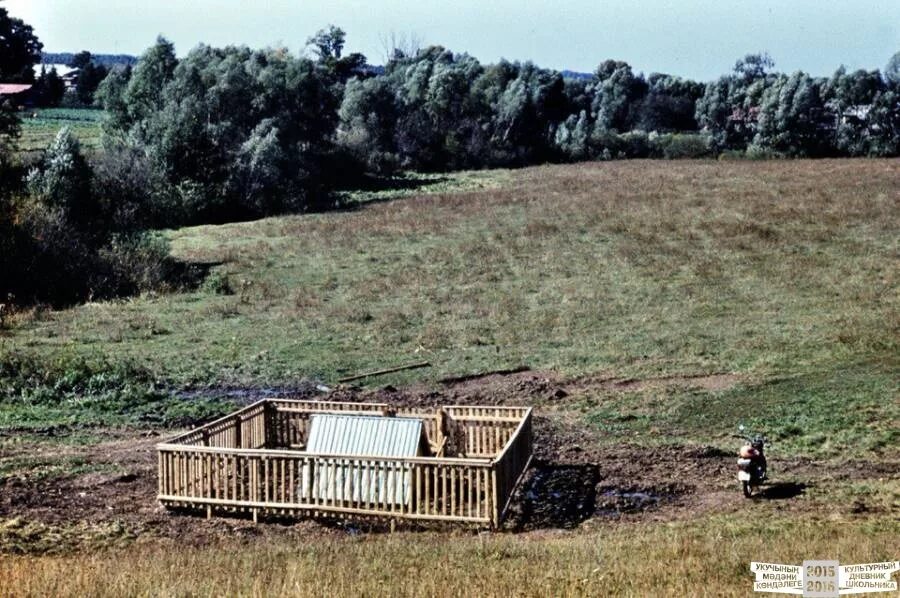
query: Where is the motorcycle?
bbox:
[734,425,767,498]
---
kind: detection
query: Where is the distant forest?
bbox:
[41,52,138,67]
[2,9,899,305]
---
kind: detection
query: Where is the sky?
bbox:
[5,0,899,80]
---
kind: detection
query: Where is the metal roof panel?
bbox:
[306,414,425,457]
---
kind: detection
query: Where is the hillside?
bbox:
[4,159,898,454]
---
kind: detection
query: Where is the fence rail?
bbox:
[157,399,532,527]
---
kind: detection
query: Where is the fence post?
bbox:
[491,465,499,528]
[436,408,446,457]
[306,457,315,504]
[263,401,274,448]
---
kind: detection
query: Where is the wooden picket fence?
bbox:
[157,399,533,527]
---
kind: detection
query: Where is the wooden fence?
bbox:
[157,400,532,527]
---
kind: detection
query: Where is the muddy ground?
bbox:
[1,370,897,552]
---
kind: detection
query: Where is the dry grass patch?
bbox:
[1,515,896,597]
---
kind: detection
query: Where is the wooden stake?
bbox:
[337,361,430,383]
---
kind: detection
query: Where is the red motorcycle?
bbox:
[734,425,767,498]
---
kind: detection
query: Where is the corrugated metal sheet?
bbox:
[306,414,426,457]
[299,415,426,505]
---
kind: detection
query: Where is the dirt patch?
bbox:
[322,368,742,411]
[2,371,895,554]
[167,368,739,412]
[329,369,566,408]
[571,371,744,393]
[595,486,681,517]
[0,436,345,554]
[438,366,533,386]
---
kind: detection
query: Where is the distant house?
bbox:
[0,84,35,108]
[60,69,80,89]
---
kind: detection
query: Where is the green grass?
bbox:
[16,108,103,157]
[0,351,235,438]
[1,159,897,459]
[580,364,898,457]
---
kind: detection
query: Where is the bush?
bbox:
[98,233,182,295]
[92,143,170,230]
[201,269,233,296]
[25,128,96,228]
[650,133,712,159]
[717,149,747,161]
[10,196,99,303]
[0,351,154,403]
[1,126,207,307]
[0,349,235,427]
[744,144,786,160]
[618,131,651,158]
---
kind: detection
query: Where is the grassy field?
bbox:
[0,159,897,595]
[15,108,103,158]
[2,159,897,457]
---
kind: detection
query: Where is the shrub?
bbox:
[98,232,180,295]
[0,351,153,403]
[11,196,99,303]
[201,270,234,296]
[717,149,747,161]
[744,144,786,160]
[618,131,651,158]
[25,128,96,227]
[650,133,712,159]
[92,143,170,230]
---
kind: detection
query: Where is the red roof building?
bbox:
[0,84,35,108]
[0,84,34,95]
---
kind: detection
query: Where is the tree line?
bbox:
[91,30,900,226]
[1,12,899,305]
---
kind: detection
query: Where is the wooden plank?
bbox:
[337,361,430,383]
[445,415,524,423]
[155,444,492,465]
[467,468,473,518]
[158,495,491,523]
[491,466,499,527]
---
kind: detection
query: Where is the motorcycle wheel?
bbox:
[742,481,752,498]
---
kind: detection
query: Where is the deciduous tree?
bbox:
[0,6,42,83]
